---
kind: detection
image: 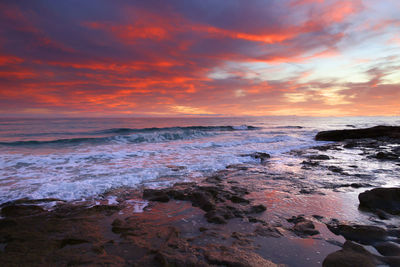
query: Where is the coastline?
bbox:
[0,126,399,266]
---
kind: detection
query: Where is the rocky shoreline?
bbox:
[0,125,399,266]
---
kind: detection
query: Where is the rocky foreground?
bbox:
[0,125,400,266]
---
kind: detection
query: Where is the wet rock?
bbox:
[252,152,271,162]
[374,152,399,161]
[374,241,400,256]
[328,166,344,173]
[299,188,316,194]
[231,186,249,195]
[205,245,279,267]
[229,195,250,204]
[315,125,400,141]
[254,225,282,238]
[0,219,17,229]
[344,142,358,149]
[143,189,170,202]
[349,183,371,189]
[205,211,227,224]
[288,216,319,236]
[326,221,387,244]
[1,205,44,217]
[189,191,216,211]
[323,240,379,267]
[359,187,400,215]
[246,204,267,214]
[294,220,319,236]
[301,160,319,167]
[60,238,89,248]
[307,154,330,160]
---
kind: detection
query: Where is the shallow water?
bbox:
[0,116,399,203]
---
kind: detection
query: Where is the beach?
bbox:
[0,117,400,266]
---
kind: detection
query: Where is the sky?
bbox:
[0,0,399,117]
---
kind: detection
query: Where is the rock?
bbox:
[374,241,400,256]
[323,241,379,267]
[293,220,319,236]
[288,216,319,236]
[328,166,343,173]
[60,238,89,248]
[229,195,250,204]
[205,245,279,267]
[326,222,387,244]
[205,211,227,224]
[301,160,319,166]
[308,154,330,160]
[252,152,271,162]
[350,183,371,189]
[315,125,400,141]
[142,189,170,202]
[254,225,282,238]
[1,205,44,217]
[246,204,267,214]
[359,188,400,215]
[374,152,399,161]
[189,191,215,211]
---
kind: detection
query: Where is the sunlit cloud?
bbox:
[0,0,399,117]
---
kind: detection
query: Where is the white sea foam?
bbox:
[5,116,398,204]
[0,127,322,203]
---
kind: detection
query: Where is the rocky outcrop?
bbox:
[142,181,266,224]
[359,187,400,215]
[315,126,400,141]
[323,241,379,267]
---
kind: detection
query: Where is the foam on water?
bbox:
[0,116,399,204]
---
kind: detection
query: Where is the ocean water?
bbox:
[0,116,399,204]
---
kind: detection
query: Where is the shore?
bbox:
[0,126,399,266]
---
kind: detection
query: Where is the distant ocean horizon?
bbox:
[0,116,399,204]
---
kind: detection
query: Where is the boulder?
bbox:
[1,205,44,217]
[315,126,400,141]
[323,241,379,267]
[359,188,400,215]
[326,222,387,245]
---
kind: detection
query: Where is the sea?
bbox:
[0,116,399,205]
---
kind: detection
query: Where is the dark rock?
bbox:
[316,125,400,141]
[205,211,227,224]
[312,215,324,220]
[350,183,371,189]
[308,154,330,160]
[328,166,344,173]
[0,219,17,228]
[231,186,249,195]
[60,238,89,248]
[189,191,215,212]
[326,222,387,244]
[288,216,319,236]
[205,245,279,267]
[344,142,358,148]
[359,188,400,215]
[374,241,400,256]
[254,225,282,238]
[1,205,44,217]
[323,241,379,267]
[248,152,271,163]
[143,189,170,202]
[246,204,266,214]
[301,160,319,166]
[229,195,250,204]
[293,220,319,236]
[374,152,399,161]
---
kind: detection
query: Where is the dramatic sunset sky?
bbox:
[0,0,399,117]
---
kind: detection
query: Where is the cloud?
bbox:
[0,0,398,116]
